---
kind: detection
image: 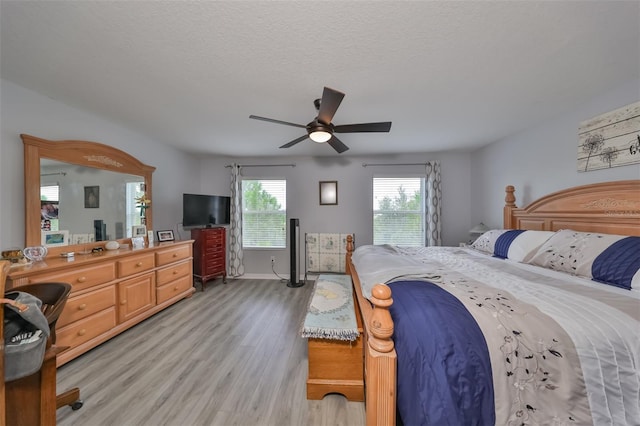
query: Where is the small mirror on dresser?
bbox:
[22,134,156,255]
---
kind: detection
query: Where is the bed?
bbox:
[345,180,640,425]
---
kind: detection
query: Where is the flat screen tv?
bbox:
[182,193,231,227]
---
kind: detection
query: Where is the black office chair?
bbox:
[14,282,83,410]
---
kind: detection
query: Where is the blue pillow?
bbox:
[591,237,640,290]
[493,230,526,259]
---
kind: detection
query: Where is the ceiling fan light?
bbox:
[309,131,332,143]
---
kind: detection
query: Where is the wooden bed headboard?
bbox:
[504,180,640,236]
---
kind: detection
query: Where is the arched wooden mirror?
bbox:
[22,134,155,255]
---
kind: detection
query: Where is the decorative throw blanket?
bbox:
[301,274,359,341]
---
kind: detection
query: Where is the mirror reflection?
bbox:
[41,159,146,241]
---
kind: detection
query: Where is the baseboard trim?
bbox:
[229,273,318,281]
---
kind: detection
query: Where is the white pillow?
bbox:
[470,229,507,255]
[527,229,625,278]
[507,231,555,262]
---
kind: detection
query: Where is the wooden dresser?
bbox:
[6,240,195,366]
[191,227,227,290]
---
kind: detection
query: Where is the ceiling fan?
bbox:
[249,87,392,154]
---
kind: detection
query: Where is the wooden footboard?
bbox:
[346,235,397,426]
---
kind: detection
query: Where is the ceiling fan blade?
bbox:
[249,115,307,129]
[317,87,345,124]
[327,135,349,154]
[334,122,392,133]
[279,135,309,149]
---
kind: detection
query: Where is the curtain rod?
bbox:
[225,163,296,168]
[41,172,67,176]
[362,162,428,167]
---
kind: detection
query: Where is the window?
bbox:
[126,182,146,236]
[373,177,425,246]
[242,179,286,248]
[40,185,59,202]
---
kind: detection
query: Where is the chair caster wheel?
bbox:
[71,400,84,410]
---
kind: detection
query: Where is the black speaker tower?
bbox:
[288,218,304,288]
[94,219,106,242]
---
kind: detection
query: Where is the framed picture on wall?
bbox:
[84,186,100,208]
[319,181,338,205]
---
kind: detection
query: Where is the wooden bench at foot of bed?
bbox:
[307,336,364,401]
[304,272,365,402]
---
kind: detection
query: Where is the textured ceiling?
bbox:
[1,1,639,157]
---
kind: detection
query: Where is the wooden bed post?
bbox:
[346,234,397,425]
[345,235,354,275]
[503,185,516,229]
[367,284,396,426]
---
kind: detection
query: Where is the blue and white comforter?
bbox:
[352,245,640,426]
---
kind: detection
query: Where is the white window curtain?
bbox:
[425,161,442,246]
[228,164,245,277]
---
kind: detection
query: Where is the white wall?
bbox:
[471,79,640,229]
[0,79,202,249]
[9,76,634,278]
[1,78,473,278]
[194,152,472,276]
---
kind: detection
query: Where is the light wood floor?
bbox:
[56,278,365,426]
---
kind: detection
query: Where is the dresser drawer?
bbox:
[58,285,117,328]
[57,307,117,349]
[117,253,155,277]
[156,275,193,304]
[156,260,192,287]
[27,262,116,293]
[204,246,224,255]
[155,244,192,267]
[204,235,224,245]
[206,257,225,268]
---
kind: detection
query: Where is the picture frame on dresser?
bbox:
[41,230,69,247]
[131,236,145,249]
[132,225,147,237]
[157,230,175,242]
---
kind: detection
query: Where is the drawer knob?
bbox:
[173,270,178,275]
[136,262,143,267]
[174,286,179,291]
[77,276,87,283]
[173,253,178,257]
[78,303,87,310]
[121,300,127,305]
[78,329,86,336]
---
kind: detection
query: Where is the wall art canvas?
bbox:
[84,185,100,208]
[578,101,640,172]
